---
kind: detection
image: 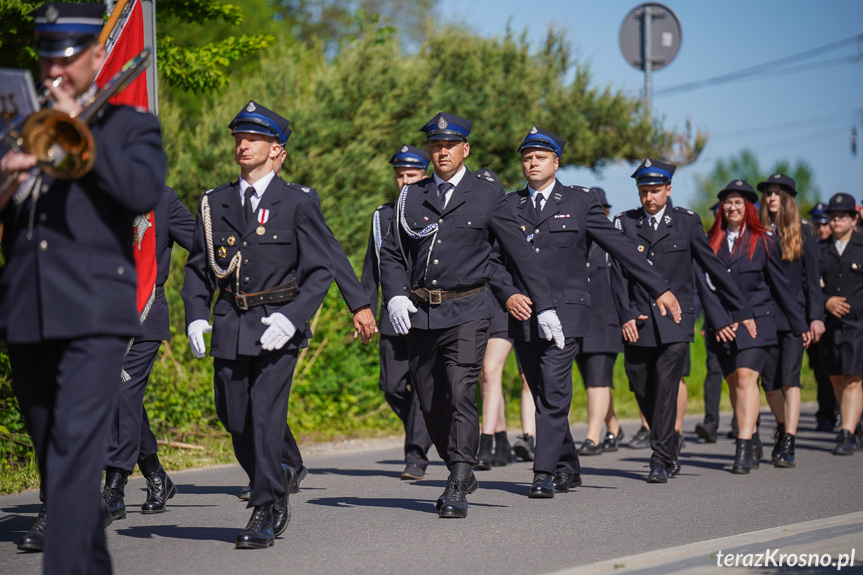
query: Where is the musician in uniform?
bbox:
[182,101,333,548]
[0,3,165,571]
[360,144,433,480]
[378,112,564,518]
[611,162,754,483]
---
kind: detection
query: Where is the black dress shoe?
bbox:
[239,483,251,500]
[732,438,753,474]
[578,439,603,456]
[833,430,856,455]
[475,434,494,470]
[646,463,667,483]
[400,463,425,480]
[272,465,297,537]
[102,467,129,520]
[141,468,177,514]
[600,428,624,452]
[771,423,785,462]
[552,471,581,493]
[666,458,681,478]
[436,471,478,510]
[492,432,514,467]
[438,477,469,518]
[16,504,46,552]
[774,434,796,468]
[513,434,535,461]
[629,426,650,449]
[236,505,275,549]
[291,466,308,494]
[694,422,717,443]
[529,472,555,498]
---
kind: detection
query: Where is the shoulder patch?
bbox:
[614,217,622,230]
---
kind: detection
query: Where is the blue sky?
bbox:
[438,0,863,211]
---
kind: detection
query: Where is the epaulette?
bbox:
[285,182,314,193]
[476,173,496,183]
[673,206,695,216]
[569,185,590,193]
[205,182,231,195]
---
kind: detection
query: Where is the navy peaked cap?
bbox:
[518,126,566,158]
[632,158,675,185]
[420,112,472,141]
[31,2,105,58]
[229,100,291,146]
[757,173,797,197]
[389,145,429,170]
[826,193,857,214]
[718,179,758,204]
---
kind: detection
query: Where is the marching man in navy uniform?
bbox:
[182,101,333,548]
[494,130,680,497]
[361,144,433,480]
[611,160,755,483]
[0,3,165,571]
[378,113,563,518]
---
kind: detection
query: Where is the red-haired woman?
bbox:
[756,174,825,467]
[701,180,810,474]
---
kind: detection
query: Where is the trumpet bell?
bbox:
[21,108,95,180]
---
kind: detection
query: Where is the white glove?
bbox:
[261,313,297,351]
[538,309,565,349]
[388,296,417,335]
[187,319,212,359]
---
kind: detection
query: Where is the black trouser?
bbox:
[702,345,723,432]
[515,337,581,475]
[624,342,689,467]
[379,334,432,467]
[282,424,304,470]
[106,339,162,474]
[808,341,837,422]
[213,349,298,508]
[11,336,128,575]
[407,319,489,468]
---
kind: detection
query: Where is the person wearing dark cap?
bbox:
[573,187,625,456]
[756,174,826,467]
[378,113,566,517]
[702,180,809,473]
[818,192,863,454]
[494,131,680,497]
[611,163,755,483]
[360,144,433,480]
[182,101,334,547]
[0,2,165,570]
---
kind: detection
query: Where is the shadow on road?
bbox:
[115,524,238,544]
[0,507,40,543]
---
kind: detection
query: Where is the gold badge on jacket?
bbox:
[218,246,227,258]
[638,245,645,252]
[227,235,236,246]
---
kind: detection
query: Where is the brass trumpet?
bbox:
[1,48,152,195]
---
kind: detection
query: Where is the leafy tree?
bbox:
[691,149,821,222]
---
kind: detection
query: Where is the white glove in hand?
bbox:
[538,309,565,349]
[388,296,417,335]
[260,313,296,351]
[187,319,212,359]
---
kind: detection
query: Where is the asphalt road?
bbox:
[1,406,861,575]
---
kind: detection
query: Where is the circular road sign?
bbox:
[619,3,682,71]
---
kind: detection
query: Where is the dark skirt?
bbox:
[574,352,617,388]
[488,305,512,342]
[717,346,769,379]
[761,331,804,391]
[821,317,863,377]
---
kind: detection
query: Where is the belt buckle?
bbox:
[236,292,249,311]
[428,289,443,305]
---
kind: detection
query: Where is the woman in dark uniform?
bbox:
[819,193,863,455]
[701,181,810,474]
[756,174,825,467]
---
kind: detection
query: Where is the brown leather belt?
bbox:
[410,285,486,305]
[220,279,298,311]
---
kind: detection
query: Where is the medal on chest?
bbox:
[256,208,270,235]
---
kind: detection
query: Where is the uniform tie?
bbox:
[535,193,545,217]
[649,215,658,231]
[244,186,256,225]
[437,182,453,211]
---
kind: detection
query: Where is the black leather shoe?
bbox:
[16,504,46,552]
[436,471,478,510]
[438,477,469,518]
[667,458,681,478]
[400,463,425,480]
[102,467,129,520]
[732,438,753,474]
[236,505,275,549]
[552,472,581,493]
[475,434,493,470]
[528,472,555,498]
[833,430,856,455]
[600,428,624,452]
[512,434,535,461]
[291,466,308,494]
[141,468,177,514]
[771,423,785,462]
[578,439,603,456]
[774,434,796,468]
[694,422,717,443]
[239,483,251,500]
[629,426,650,449]
[647,463,667,483]
[272,465,297,537]
[492,433,514,467]
[751,432,762,469]
[815,416,835,432]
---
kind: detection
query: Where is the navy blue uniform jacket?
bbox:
[773,221,824,331]
[361,202,398,337]
[0,105,165,343]
[580,243,623,354]
[703,230,807,352]
[611,201,751,348]
[819,233,863,327]
[182,178,334,359]
[378,170,555,330]
[139,186,196,342]
[494,182,669,342]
